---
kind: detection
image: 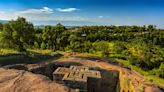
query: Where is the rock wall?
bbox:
[118,70,136,92]
[117,70,163,92]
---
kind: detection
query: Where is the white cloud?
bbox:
[15,7,53,15]
[0,11,5,15]
[56,8,80,12]
[56,16,90,21]
[0,11,89,22]
[0,7,82,21]
[0,11,16,20]
[0,7,93,25]
[98,16,104,18]
[0,7,55,20]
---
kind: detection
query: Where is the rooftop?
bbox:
[53,66,101,82]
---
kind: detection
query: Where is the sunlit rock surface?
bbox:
[0,68,69,92]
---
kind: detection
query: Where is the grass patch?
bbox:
[115,58,164,85]
[0,49,62,66]
[28,49,54,55]
[0,49,20,55]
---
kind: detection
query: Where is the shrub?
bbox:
[41,42,46,50]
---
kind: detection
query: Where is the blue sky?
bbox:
[0,0,164,27]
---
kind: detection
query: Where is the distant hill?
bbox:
[32,20,95,27]
[34,25,79,29]
[0,20,8,24]
[34,25,45,29]
[0,20,88,29]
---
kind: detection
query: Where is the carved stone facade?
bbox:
[53,66,101,91]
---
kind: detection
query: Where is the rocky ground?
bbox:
[0,68,69,92]
[55,54,164,92]
[0,53,163,92]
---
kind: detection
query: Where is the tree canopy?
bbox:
[0,17,35,51]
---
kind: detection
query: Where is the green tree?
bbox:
[34,42,39,49]
[93,41,110,57]
[41,42,46,49]
[0,24,13,48]
[159,63,164,78]
[41,23,67,51]
[2,17,34,51]
[0,17,35,51]
[52,23,67,50]
[0,23,3,31]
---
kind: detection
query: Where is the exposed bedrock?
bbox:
[0,68,69,92]
[1,62,164,92]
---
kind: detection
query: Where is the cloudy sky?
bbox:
[0,0,164,27]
